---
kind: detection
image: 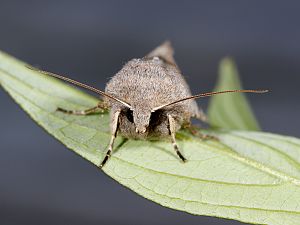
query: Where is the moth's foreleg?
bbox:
[57,102,108,115]
[99,110,120,168]
[168,115,186,162]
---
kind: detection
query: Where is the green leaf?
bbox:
[1,51,300,225]
[208,57,261,131]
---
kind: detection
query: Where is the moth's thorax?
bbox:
[105,58,192,109]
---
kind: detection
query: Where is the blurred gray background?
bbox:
[1,1,300,225]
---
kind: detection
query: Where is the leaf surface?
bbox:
[1,51,300,225]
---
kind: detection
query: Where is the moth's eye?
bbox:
[150,109,164,125]
[125,109,134,123]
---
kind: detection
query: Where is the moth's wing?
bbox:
[146,41,207,124]
[147,41,207,122]
[146,41,176,65]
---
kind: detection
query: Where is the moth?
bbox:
[29,41,267,168]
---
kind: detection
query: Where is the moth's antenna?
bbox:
[151,89,269,112]
[26,66,132,109]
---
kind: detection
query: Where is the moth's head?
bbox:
[122,105,164,134]
[122,106,151,134]
[133,108,152,134]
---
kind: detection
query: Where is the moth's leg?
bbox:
[194,108,208,123]
[187,125,218,141]
[57,106,99,115]
[168,115,186,162]
[57,102,108,115]
[194,131,218,141]
[99,110,120,168]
